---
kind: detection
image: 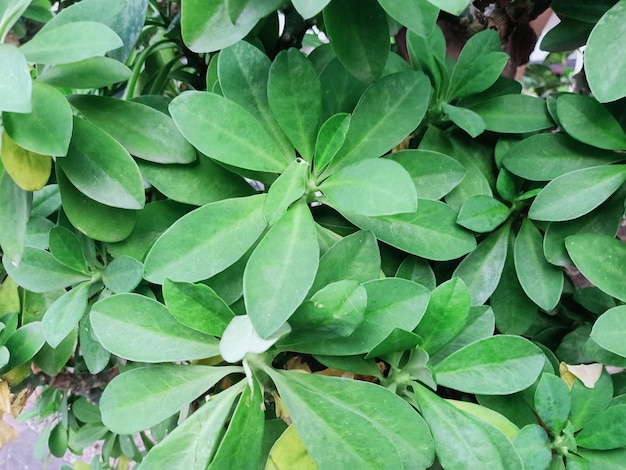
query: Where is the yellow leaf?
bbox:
[265,424,317,470]
[0,381,11,414]
[1,130,51,191]
[1,363,32,387]
[559,362,577,389]
[272,391,291,423]
[561,362,603,389]
[10,388,32,419]
[0,419,18,448]
[0,277,20,317]
[73,462,91,470]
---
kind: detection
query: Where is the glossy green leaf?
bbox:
[396,256,436,291]
[534,373,571,434]
[79,312,110,375]
[585,1,626,103]
[576,405,626,450]
[365,328,422,359]
[0,322,46,374]
[244,202,319,338]
[181,0,257,53]
[453,221,510,305]
[19,21,122,65]
[529,165,626,222]
[426,0,470,15]
[138,382,244,470]
[3,80,72,157]
[268,48,321,160]
[325,71,431,174]
[57,117,144,210]
[100,364,241,434]
[138,156,254,207]
[91,294,220,362]
[57,168,136,243]
[41,282,88,348]
[163,279,234,337]
[318,58,369,119]
[343,199,476,261]
[469,95,553,133]
[310,229,380,293]
[0,130,51,191]
[434,335,545,394]
[446,399,519,439]
[323,0,389,82]
[321,159,417,216]
[170,91,287,172]
[49,422,68,458]
[68,95,195,164]
[264,158,308,226]
[0,170,31,266]
[3,246,90,293]
[442,104,486,137]
[144,195,266,284]
[209,382,265,469]
[414,383,523,470]
[269,370,434,469]
[0,44,30,113]
[406,28,447,95]
[514,219,563,311]
[313,113,350,175]
[590,305,626,357]
[288,280,366,338]
[387,149,466,201]
[457,195,510,233]
[291,0,330,18]
[103,256,143,293]
[570,371,614,432]
[502,133,621,181]
[279,278,429,355]
[512,425,552,470]
[225,0,282,25]
[378,0,438,37]
[48,226,89,274]
[37,56,130,89]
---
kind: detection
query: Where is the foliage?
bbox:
[0,0,626,468]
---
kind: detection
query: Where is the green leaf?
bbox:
[585,1,626,103]
[219,315,290,363]
[264,158,308,226]
[318,58,368,119]
[100,364,241,434]
[514,219,563,311]
[396,256,436,291]
[558,94,626,150]
[414,383,523,470]
[529,165,626,222]
[144,195,266,284]
[288,280,366,338]
[103,256,143,293]
[138,382,244,470]
[321,159,417,216]
[3,80,72,157]
[512,425,552,470]
[325,71,431,174]
[209,382,265,469]
[0,322,46,374]
[268,370,434,469]
[48,226,89,274]
[406,28,447,95]
[225,0,282,25]
[576,405,626,450]
[49,422,68,458]
[91,294,220,362]
[57,117,144,210]
[56,167,137,243]
[310,229,380,293]
[268,48,321,160]
[446,399,520,439]
[365,328,422,359]
[163,279,234,337]
[3,246,90,293]
[442,104,486,137]
[502,133,621,181]
[244,202,319,338]
[67,95,196,164]
[570,371,613,432]
[182,0,257,53]
[457,195,510,233]
[414,278,470,354]
[447,30,508,100]
[590,305,626,357]
[0,170,31,266]
[534,373,571,434]
[433,335,545,394]
[79,312,110,375]
[323,0,389,82]
[41,282,88,348]
[453,221,510,305]
[426,0,471,15]
[19,21,122,65]
[469,95,554,133]
[313,113,350,175]
[343,199,476,261]
[1,131,51,191]
[38,56,131,89]
[378,0,439,37]
[0,44,30,113]
[266,424,317,470]
[0,0,30,43]
[387,149,466,201]
[291,0,331,19]
[169,91,287,172]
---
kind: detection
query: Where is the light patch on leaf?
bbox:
[560,362,603,389]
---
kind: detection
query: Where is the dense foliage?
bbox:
[1,0,626,468]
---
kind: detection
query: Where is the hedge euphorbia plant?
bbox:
[1,0,626,469]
